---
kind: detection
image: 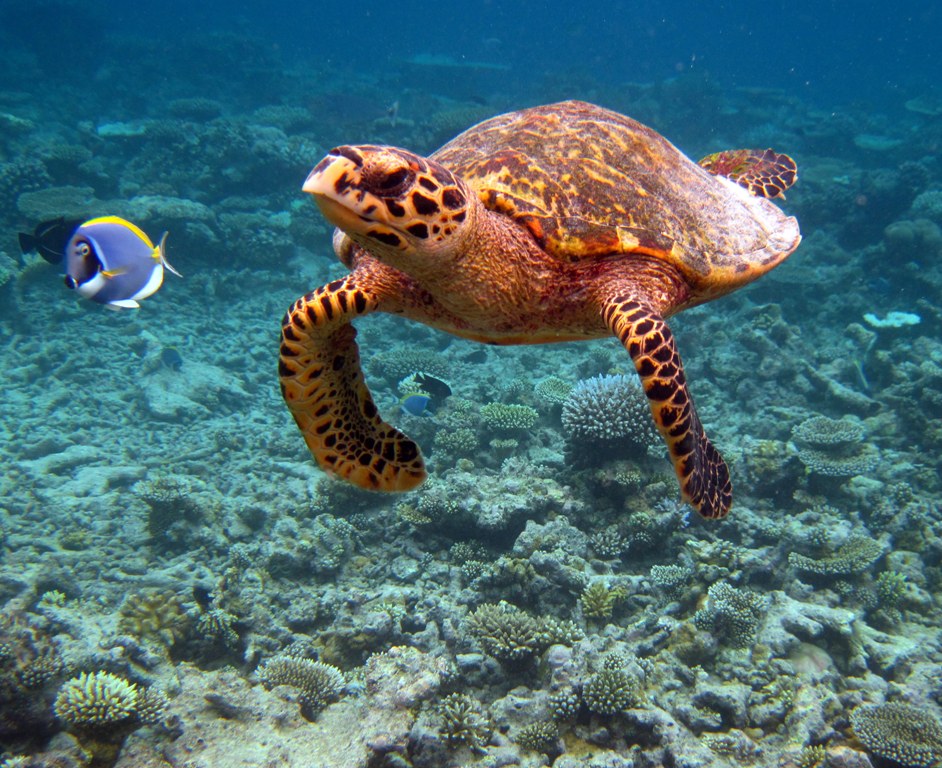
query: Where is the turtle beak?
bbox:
[303,151,369,231]
[302,150,360,197]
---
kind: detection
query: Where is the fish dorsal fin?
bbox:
[83,216,156,248]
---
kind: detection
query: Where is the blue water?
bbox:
[2,0,941,765]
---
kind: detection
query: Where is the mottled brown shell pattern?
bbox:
[433,100,797,289]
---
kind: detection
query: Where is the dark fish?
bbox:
[160,346,183,371]
[413,372,452,402]
[17,217,85,266]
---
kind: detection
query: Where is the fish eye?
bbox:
[76,241,91,257]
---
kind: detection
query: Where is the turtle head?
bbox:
[303,145,474,266]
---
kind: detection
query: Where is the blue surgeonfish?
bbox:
[64,216,180,309]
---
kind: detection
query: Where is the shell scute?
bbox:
[433,100,799,289]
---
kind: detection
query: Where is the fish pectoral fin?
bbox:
[101,267,129,278]
[156,232,182,277]
[107,299,140,309]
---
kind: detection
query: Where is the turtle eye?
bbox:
[377,167,411,192]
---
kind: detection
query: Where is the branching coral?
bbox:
[515,721,560,754]
[437,692,494,753]
[561,374,659,454]
[465,601,546,663]
[0,613,64,744]
[479,402,539,431]
[134,475,205,549]
[650,563,694,599]
[256,656,345,719]
[693,582,768,648]
[851,701,942,768]
[463,599,583,664]
[54,672,168,729]
[580,581,626,620]
[582,666,641,715]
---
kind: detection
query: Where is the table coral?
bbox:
[788,536,885,576]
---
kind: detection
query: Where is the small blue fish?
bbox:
[64,216,180,309]
[401,393,432,417]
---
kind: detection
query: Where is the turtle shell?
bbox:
[432,100,799,293]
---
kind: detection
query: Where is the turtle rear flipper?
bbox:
[279,277,426,491]
[604,296,732,519]
[698,148,797,200]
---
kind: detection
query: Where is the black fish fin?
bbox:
[18,232,36,254]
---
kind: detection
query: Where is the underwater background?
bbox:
[1,1,941,766]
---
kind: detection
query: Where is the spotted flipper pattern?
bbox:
[604,297,731,519]
[698,148,797,200]
[279,278,427,491]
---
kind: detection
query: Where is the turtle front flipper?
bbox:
[604,297,732,519]
[279,275,427,492]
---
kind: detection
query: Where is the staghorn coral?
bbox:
[256,656,344,719]
[438,692,494,753]
[561,374,660,455]
[789,536,885,576]
[791,415,878,477]
[851,701,942,768]
[693,581,768,648]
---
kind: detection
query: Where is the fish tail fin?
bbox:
[18,232,36,254]
[156,232,182,277]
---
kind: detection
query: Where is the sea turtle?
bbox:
[280,100,800,519]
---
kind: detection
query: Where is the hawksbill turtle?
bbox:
[279,100,800,519]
